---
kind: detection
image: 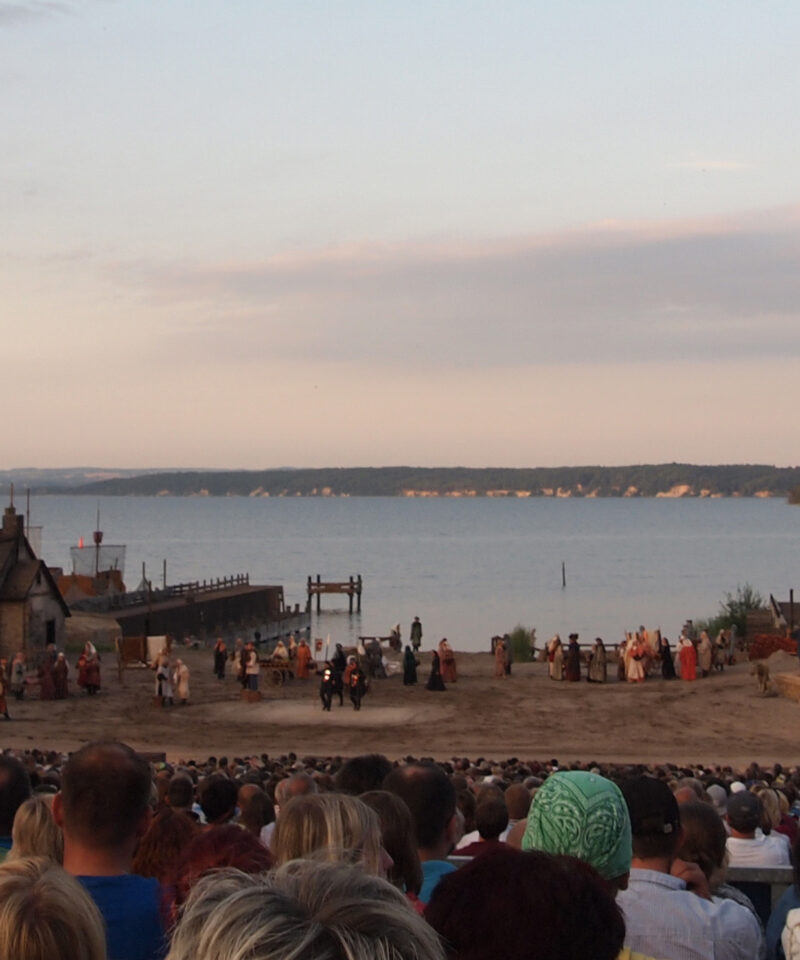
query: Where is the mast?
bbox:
[93,503,103,577]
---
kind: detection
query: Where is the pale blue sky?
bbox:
[3,1,800,467]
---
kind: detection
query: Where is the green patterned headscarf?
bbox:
[522,771,632,880]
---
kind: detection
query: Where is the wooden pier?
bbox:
[307,574,362,614]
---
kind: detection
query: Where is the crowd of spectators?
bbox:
[2,746,800,959]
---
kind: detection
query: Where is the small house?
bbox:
[0,500,69,662]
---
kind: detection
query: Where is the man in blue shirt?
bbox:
[54,741,166,960]
[384,762,460,904]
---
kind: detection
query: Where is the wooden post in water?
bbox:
[791,589,795,633]
[357,574,362,612]
[349,576,354,614]
[561,561,566,589]
[316,574,321,614]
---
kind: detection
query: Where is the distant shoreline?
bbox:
[7,463,800,500]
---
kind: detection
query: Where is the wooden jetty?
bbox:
[307,574,362,614]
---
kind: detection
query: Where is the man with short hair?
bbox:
[0,754,31,860]
[198,773,238,827]
[53,740,165,960]
[725,791,790,867]
[617,775,762,960]
[384,762,460,904]
[334,753,392,795]
[166,772,195,817]
[457,798,508,857]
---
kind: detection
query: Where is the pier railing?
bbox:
[69,573,251,612]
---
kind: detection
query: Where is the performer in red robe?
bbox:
[678,635,697,681]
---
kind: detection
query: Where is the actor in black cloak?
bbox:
[426,650,446,691]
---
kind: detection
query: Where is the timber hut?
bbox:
[0,498,69,662]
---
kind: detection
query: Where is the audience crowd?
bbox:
[3,745,800,960]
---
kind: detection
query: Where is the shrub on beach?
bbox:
[694,583,766,639]
[508,625,535,662]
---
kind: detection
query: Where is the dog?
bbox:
[750,661,773,695]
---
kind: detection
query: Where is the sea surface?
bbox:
[30,495,800,653]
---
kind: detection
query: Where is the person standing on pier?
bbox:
[213,638,227,680]
[565,634,581,682]
[410,617,423,652]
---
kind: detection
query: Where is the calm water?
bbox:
[31,496,800,652]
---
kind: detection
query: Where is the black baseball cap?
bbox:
[622,776,680,836]
[727,791,762,832]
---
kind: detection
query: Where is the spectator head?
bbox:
[0,755,32,837]
[334,754,393,795]
[7,796,63,863]
[523,772,631,890]
[360,790,423,895]
[476,799,509,841]
[0,856,106,960]
[199,775,238,826]
[676,802,728,887]
[622,776,681,862]
[273,773,317,809]
[504,783,532,822]
[172,825,273,912]
[54,742,151,853]
[753,786,781,834]
[457,789,477,835]
[272,793,384,876]
[238,788,275,838]
[383,763,458,857]
[706,784,728,817]
[167,774,195,812]
[131,808,199,887]
[167,860,445,960]
[425,847,625,960]
[726,791,762,836]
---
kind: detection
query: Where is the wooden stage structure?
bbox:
[307,574,362,614]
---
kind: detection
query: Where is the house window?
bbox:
[46,620,55,645]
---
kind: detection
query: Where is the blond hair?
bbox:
[0,856,106,960]
[272,793,383,874]
[8,796,63,863]
[168,861,444,960]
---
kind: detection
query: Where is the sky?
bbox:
[3,0,800,469]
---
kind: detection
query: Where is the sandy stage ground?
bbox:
[2,647,799,767]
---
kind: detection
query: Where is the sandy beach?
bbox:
[3,646,799,768]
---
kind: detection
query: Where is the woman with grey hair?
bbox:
[167,860,445,960]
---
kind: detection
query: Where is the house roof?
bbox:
[0,555,70,616]
[0,560,41,600]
